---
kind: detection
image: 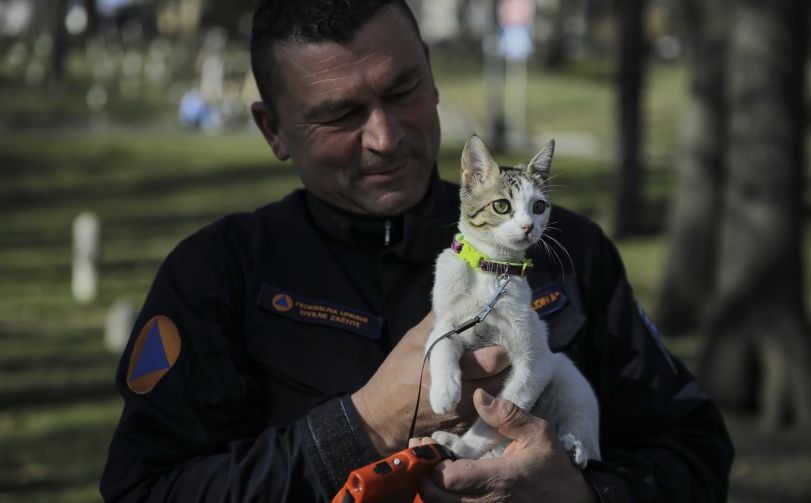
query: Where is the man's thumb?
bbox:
[472,388,536,441]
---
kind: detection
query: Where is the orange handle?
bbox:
[331,444,454,503]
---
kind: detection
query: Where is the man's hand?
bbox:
[416,389,597,503]
[351,313,510,455]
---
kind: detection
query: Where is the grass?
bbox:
[1,55,809,503]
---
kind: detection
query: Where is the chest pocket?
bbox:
[247,284,386,398]
[531,282,586,351]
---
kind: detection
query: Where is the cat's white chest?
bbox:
[431,250,533,346]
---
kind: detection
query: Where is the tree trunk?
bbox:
[542,0,569,68]
[655,0,728,335]
[698,0,811,429]
[84,0,98,37]
[50,0,69,86]
[612,0,646,238]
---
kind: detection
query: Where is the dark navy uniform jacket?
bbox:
[101,177,733,502]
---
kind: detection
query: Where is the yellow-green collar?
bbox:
[450,233,533,276]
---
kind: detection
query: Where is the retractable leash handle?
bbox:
[331,444,456,503]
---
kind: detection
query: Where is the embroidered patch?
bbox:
[257,285,383,340]
[530,283,568,318]
[636,301,678,374]
[127,316,181,395]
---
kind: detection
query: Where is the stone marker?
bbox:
[72,212,100,304]
[105,298,136,354]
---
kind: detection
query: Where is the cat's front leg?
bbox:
[433,417,500,458]
[427,328,465,415]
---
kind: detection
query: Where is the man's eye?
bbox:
[532,200,548,214]
[389,83,419,100]
[322,109,361,125]
[492,199,511,214]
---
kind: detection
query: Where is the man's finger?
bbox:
[408,436,434,447]
[472,388,547,442]
[417,472,465,503]
[430,457,503,494]
[459,346,511,380]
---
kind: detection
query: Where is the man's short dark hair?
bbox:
[250,0,422,112]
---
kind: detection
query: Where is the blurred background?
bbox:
[1,0,809,501]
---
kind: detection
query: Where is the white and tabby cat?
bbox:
[427,135,601,466]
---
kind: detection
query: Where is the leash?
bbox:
[407,273,511,442]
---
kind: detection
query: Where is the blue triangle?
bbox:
[276,296,289,308]
[131,323,170,380]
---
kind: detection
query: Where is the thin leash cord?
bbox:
[406,273,510,443]
[406,324,470,442]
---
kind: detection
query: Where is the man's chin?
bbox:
[361,190,425,217]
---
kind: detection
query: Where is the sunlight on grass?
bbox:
[0,400,121,442]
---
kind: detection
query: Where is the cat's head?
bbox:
[458,135,554,254]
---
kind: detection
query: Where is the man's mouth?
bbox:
[362,160,408,177]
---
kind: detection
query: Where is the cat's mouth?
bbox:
[512,234,540,248]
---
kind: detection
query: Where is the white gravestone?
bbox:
[72,212,100,304]
[105,298,136,354]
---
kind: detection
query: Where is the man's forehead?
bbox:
[270,10,427,107]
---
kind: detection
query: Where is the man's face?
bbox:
[252,6,441,217]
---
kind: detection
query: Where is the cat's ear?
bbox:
[461,135,498,188]
[526,139,555,182]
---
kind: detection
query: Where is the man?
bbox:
[101,1,733,501]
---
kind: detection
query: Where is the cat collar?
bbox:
[451,233,533,276]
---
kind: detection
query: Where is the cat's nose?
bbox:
[521,223,534,235]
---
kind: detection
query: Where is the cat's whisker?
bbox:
[537,235,566,280]
[543,234,576,276]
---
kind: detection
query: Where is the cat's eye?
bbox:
[492,199,511,214]
[532,200,548,214]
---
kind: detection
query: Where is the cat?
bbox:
[426,135,601,466]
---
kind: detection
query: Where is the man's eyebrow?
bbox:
[380,65,422,94]
[304,98,358,121]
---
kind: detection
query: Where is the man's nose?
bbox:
[362,108,404,155]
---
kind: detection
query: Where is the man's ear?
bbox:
[251,101,290,160]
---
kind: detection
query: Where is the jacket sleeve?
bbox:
[578,229,734,503]
[100,235,376,502]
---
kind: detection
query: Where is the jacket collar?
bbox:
[304,168,457,261]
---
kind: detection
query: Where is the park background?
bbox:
[1,0,810,501]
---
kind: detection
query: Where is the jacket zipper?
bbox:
[384,219,391,246]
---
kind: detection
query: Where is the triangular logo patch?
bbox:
[131,322,170,379]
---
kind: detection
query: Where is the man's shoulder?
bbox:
[189,190,306,242]
[168,190,307,263]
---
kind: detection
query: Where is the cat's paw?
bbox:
[429,372,462,414]
[560,433,588,468]
[431,430,462,452]
[431,431,488,459]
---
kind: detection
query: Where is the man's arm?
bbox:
[101,234,512,502]
[577,230,733,502]
[100,237,377,502]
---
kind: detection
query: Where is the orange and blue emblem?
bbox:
[272,293,294,312]
[127,315,181,395]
